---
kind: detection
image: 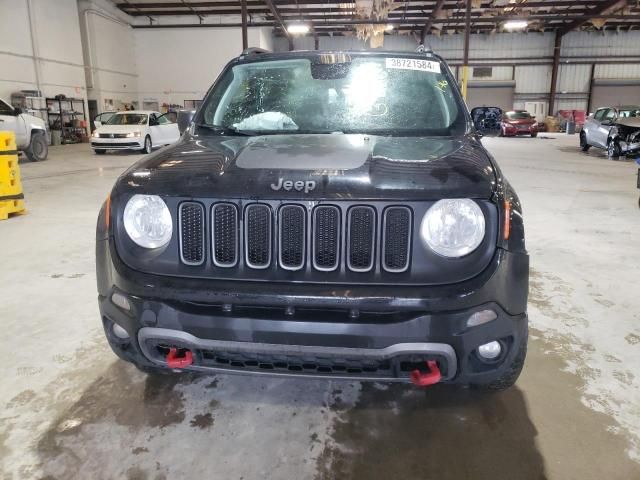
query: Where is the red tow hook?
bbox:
[410,360,442,387]
[166,347,193,369]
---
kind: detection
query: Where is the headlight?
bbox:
[123,194,173,248]
[420,199,485,257]
[92,131,99,138]
[126,131,142,138]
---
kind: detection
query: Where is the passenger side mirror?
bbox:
[149,118,159,126]
[13,107,22,115]
[469,106,503,137]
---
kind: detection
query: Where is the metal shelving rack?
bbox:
[46,97,87,144]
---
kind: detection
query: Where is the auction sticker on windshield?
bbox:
[385,58,441,73]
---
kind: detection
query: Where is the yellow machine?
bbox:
[0,131,26,220]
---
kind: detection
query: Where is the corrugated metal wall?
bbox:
[276,32,553,60]
[274,30,640,113]
[561,31,640,58]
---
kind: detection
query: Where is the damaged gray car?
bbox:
[581,105,640,159]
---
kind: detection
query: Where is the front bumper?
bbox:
[503,125,537,136]
[91,139,143,150]
[97,234,529,384]
[619,140,640,155]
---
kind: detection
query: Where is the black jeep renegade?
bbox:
[96,49,528,390]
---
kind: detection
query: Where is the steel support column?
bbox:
[548,32,561,116]
[241,0,248,49]
[461,0,471,100]
[586,63,596,114]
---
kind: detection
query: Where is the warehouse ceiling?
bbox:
[114,0,640,37]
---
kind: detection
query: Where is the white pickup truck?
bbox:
[0,97,48,161]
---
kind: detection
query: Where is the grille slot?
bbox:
[99,133,128,138]
[279,205,306,270]
[347,206,376,272]
[313,206,340,271]
[245,204,272,269]
[179,202,205,265]
[211,203,238,267]
[382,207,412,273]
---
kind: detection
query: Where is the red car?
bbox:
[500,110,538,137]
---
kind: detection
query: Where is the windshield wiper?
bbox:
[194,124,255,136]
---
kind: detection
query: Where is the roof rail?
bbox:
[241,47,271,56]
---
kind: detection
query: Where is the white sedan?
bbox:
[90,110,180,154]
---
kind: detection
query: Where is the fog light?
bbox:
[112,323,130,340]
[112,292,130,311]
[467,309,497,328]
[477,341,502,360]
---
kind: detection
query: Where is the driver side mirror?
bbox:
[149,118,159,126]
[177,109,196,134]
[13,107,22,115]
[601,119,613,126]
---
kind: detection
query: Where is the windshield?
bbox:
[106,113,148,125]
[505,112,531,120]
[199,56,464,136]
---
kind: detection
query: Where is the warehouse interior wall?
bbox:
[0,0,87,102]
[276,31,640,114]
[133,26,272,109]
[77,0,138,112]
[2,0,640,118]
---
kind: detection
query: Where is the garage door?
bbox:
[467,82,515,111]
[591,81,640,110]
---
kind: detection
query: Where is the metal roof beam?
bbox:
[264,0,293,49]
[421,0,446,43]
[558,0,629,35]
[117,0,603,8]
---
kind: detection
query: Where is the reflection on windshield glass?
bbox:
[107,114,148,125]
[201,57,463,136]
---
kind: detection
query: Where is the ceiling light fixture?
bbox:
[503,20,528,31]
[287,23,310,34]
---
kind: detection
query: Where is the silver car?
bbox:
[581,105,640,158]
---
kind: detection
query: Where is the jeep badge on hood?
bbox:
[271,178,316,193]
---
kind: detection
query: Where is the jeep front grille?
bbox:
[178,202,205,265]
[245,204,272,269]
[178,201,418,275]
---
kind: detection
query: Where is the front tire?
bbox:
[580,132,591,152]
[24,131,48,161]
[607,138,621,160]
[531,132,537,138]
[94,149,106,155]
[142,135,152,154]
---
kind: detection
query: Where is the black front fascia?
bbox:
[110,194,499,286]
[97,227,528,318]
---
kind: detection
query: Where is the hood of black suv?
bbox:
[116,132,497,200]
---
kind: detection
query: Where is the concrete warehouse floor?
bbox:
[1,133,639,480]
